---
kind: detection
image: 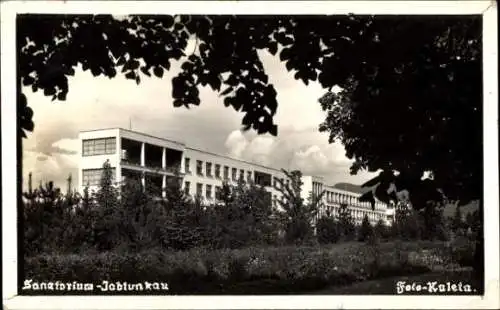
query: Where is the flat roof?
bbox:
[185,146,286,174]
[80,127,185,146]
[80,127,285,174]
[79,127,367,195]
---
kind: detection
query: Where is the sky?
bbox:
[22,46,377,191]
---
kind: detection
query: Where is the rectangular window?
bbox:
[239,169,245,181]
[215,186,222,200]
[206,185,212,199]
[224,166,229,179]
[206,162,212,177]
[184,158,191,174]
[184,181,190,195]
[82,168,116,186]
[82,137,116,156]
[196,160,203,176]
[215,164,221,179]
[247,171,252,182]
[231,168,237,180]
[94,139,106,154]
[196,183,203,196]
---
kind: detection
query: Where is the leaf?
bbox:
[22,119,34,132]
[280,48,291,61]
[208,76,221,91]
[359,191,376,210]
[225,75,239,87]
[231,98,243,111]
[153,66,164,78]
[125,71,136,80]
[116,56,126,66]
[281,36,294,46]
[90,66,101,77]
[294,71,309,85]
[223,96,233,107]
[22,76,35,86]
[140,66,151,77]
[267,41,278,56]
[173,98,183,107]
[220,86,233,96]
[362,175,382,188]
[181,61,194,71]
[57,92,67,101]
[269,124,278,136]
[129,59,140,70]
[318,71,334,89]
[43,88,56,96]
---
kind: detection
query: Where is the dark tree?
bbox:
[336,203,356,241]
[374,219,389,240]
[358,214,374,242]
[276,170,322,244]
[316,216,339,244]
[92,160,121,251]
[451,205,467,235]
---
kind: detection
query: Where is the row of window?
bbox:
[324,191,385,209]
[82,137,116,156]
[185,157,290,190]
[183,181,223,200]
[272,176,289,189]
[82,168,116,186]
[317,205,384,221]
[184,158,254,182]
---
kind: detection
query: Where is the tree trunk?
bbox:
[473,199,484,294]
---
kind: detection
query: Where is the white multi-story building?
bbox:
[78,128,394,226]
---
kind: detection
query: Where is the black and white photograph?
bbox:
[1,1,498,309]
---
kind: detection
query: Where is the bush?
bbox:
[316,216,340,244]
[358,215,374,242]
[336,204,356,241]
[24,241,452,294]
[448,236,476,267]
[374,219,390,240]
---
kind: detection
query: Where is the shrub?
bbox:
[374,219,390,240]
[316,216,339,244]
[336,204,356,241]
[358,215,374,242]
[448,236,476,267]
[24,241,448,294]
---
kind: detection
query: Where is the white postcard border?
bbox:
[1,1,498,309]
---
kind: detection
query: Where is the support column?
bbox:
[140,142,146,191]
[116,134,122,186]
[162,175,166,198]
[140,142,145,167]
[162,148,166,170]
[180,153,185,174]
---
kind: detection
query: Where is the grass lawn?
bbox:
[311,269,481,295]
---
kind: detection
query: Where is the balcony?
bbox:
[120,138,183,176]
[254,171,272,187]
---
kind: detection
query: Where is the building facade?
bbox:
[79,128,394,225]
